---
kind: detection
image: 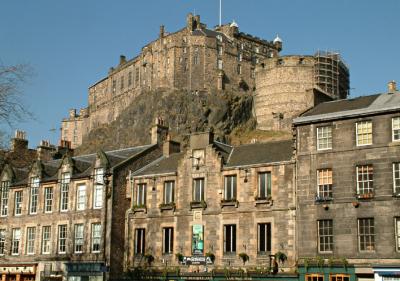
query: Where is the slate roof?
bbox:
[225,140,293,168]
[10,144,154,187]
[294,91,400,124]
[133,153,184,177]
[213,141,233,164]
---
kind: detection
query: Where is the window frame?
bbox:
[317,219,333,253]
[192,178,204,202]
[223,224,236,254]
[358,218,375,252]
[26,227,36,255]
[134,228,146,255]
[14,190,23,216]
[317,169,333,200]
[224,175,237,201]
[0,180,10,216]
[0,229,5,255]
[356,121,373,146]
[163,181,175,204]
[305,274,324,281]
[60,173,70,212]
[76,184,86,211]
[44,186,53,213]
[317,126,332,151]
[163,227,174,254]
[93,168,104,209]
[42,226,51,254]
[395,217,400,252]
[258,223,271,254]
[392,117,400,142]
[258,172,271,200]
[91,223,101,253]
[135,183,146,206]
[58,224,67,254]
[393,163,400,195]
[29,177,39,214]
[74,224,84,254]
[356,165,374,196]
[330,274,350,281]
[11,228,21,255]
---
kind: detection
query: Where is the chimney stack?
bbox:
[11,130,28,152]
[37,140,56,161]
[388,80,397,92]
[150,117,169,145]
[159,25,165,38]
[119,55,126,65]
[163,135,180,157]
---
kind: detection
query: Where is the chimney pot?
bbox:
[388,80,397,92]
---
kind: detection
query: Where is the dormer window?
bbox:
[29,177,39,214]
[94,168,104,209]
[60,173,70,212]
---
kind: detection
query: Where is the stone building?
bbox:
[255,51,350,131]
[61,13,281,148]
[125,132,296,272]
[293,81,400,280]
[0,124,165,281]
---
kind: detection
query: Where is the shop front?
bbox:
[0,264,37,281]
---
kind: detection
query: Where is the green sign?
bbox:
[192,224,204,255]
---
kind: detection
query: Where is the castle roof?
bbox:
[294,91,400,125]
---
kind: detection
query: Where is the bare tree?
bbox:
[0,63,32,125]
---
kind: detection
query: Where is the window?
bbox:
[237,64,241,75]
[135,184,146,206]
[317,126,332,150]
[251,68,255,79]
[0,229,5,255]
[74,224,84,253]
[358,218,375,251]
[396,218,400,252]
[163,181,174,204]
[258,223,271,253]
[112,80,116,93]
[91,223,101,253]
[393,117,400,141]
[94,168,104,209]
[163,227,173,254]
[192,149,205,167]
[128,71,132,86]
[258,172,271,199]
[216,35,223,42]
[42,226,51,254]
[134,228,145,255]
[14,191,22,215]
[58,225,67,254]
[224,175,237,200]
[318,220,333,253]
[394,163,400,195]
[217,46,223,56]
[76,185,86,211]
[356,121,372,146]
[29,177,39,214]
[183,47,187,54]
[0,181,9,216]
[120,76,124,90]
[356,165,373,196]
[238,53,242,62]
[330,274,350,281]
[11,228,20,255]
[26,227,36,255]
[193,178,204,202]
[317,169,333,199]
[194,55,199,65]
[223,224,236,253]
[44,187,53,213]
[60,173,70,211]
[306,274,324,281]
[217,59,223,70]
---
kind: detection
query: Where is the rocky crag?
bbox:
[76,89,290,154]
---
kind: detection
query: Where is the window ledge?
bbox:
[356,193,374,200]
[255,198,273,206]
[314,197,333,204]
[159,203,176,211]
[393,193,400,198]
[190,201,207,210]
[132,206,147,213]
[220,200,239,208]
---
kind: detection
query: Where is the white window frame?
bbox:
[163,227,173,254]
[0,229,5,255]
[392,117,400,142]
[76,184,86,211]
[317,126,332,150]
[135,228,145,255]
[223,224,236,253]
[193,178,204,202]
[29,177,39,215]
[224,175,237,200]
[58,225,67,254]
[0,181,9,216]
[356,165,374,196]
[395,217,400,252]
[14,190,22,216]
[258,172,271,199]
[258,223,271,253]
[26,227,36,255]
[11,228,20,255]
[93,168,104,209]
[42,226,51,254]
[44,187,53,213]
[217,59,223,70]
[91,223,101,253]
[358,218,375,252]
[163,181,174,204]
[135,184,146,206]
[356,121,372,146]
[317,169,333,199]
[60,173,70,212]
[74,224,84,254]
[394,163,400,195]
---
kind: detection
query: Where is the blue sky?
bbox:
[1,0,399,148]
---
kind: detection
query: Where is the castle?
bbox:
[61,13,349,148]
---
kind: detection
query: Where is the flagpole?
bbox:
[219,0,222,26]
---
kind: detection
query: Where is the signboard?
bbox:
[181,256,213,265]
[192,224,204,255]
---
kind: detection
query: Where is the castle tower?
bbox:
[255,52,349,131]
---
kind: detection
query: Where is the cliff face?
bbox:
[75,89,252,154]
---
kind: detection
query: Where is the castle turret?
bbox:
[273,35,282,52]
